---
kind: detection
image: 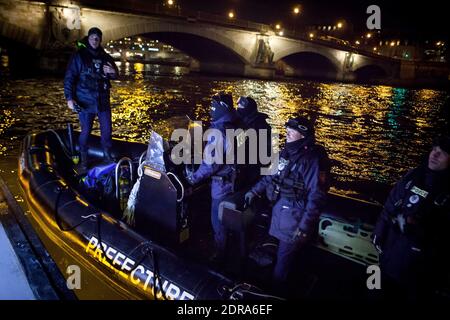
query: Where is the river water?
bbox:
[1,62,449,202]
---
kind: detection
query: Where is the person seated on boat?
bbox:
[64,27,119,170]
[244,116,329,289]
[184,93,240,263]
[373,135,450,300]
[235,96,272,187]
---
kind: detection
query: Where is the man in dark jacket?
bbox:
[236,96,272,186]
[245,116,329,285]
[373,135,450,299]
[64,27,118,169]
[185,93,238,258]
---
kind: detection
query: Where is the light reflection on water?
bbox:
[0,64,449,200]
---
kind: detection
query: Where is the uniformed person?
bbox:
[245,116,329,286]
[185,93,238,261]
[373,135,450,299]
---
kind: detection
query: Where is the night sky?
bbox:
[178,0,448,40]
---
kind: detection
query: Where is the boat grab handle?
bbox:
[167,172,184,203]
[115,157,133,200]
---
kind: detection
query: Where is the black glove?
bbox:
[73,102,82,113]
[244,191,257,206]
[184,166,196,185]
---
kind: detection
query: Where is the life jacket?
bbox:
[266,144,331,202]
[78,48,110,92]
[389,168,450,236]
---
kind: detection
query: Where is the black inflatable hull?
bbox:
[18,130,234,300]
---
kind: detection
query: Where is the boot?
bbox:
[103,148,114,163]
[80,152,88,171]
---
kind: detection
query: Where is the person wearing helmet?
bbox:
[245,115,329,289]
[185,93,239,262]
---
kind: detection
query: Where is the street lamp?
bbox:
[292,6,301,34]
[275,23,281,30]
[337,22,343,29]
[167,0,174,6]
[228,11,235,19]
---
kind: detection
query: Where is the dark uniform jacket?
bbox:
[239,111,272,186]
[251,136,328,243]
[64,46,118,113]
[374,165,450,287]
[191,112,238,199]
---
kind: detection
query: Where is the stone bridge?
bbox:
[0,0,407,81]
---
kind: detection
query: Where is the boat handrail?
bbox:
[167,172,184,203]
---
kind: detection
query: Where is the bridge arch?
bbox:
[275,50,340,79]
[104,22,253,65]
[354,64,388,81]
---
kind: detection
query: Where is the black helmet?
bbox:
[213,92,233,109]
[237,96,257,116]
[285,116,314,137]
[210,99,232,121]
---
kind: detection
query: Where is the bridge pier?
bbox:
[243,65,275,79]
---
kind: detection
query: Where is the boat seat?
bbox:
[218,191,255,260]
[133,165,189,246]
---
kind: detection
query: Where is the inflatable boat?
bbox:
[18,126,381,300]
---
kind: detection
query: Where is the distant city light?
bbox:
[373,47,377,51]
[293,6,300,15]
[355,40,360,45]
[390,41,395,46]
[309,33,314,39]
[228,11,235,19]
[366,33,372,38]
[337,22,343,29]
[275,24,281,30]
[279,31,284,36]
[167,0,174,6]
[137,38,142,42]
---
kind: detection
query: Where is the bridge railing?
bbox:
[75,0,270,33]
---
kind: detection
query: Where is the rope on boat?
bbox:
[122,162,145,226]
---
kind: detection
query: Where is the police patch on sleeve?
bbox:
[409,194,420,204]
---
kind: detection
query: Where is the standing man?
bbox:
[185,93,238,262]
[373,136,450,299]
[245,116,329,287]
[236,96,272,186]
[64,27,119,169]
